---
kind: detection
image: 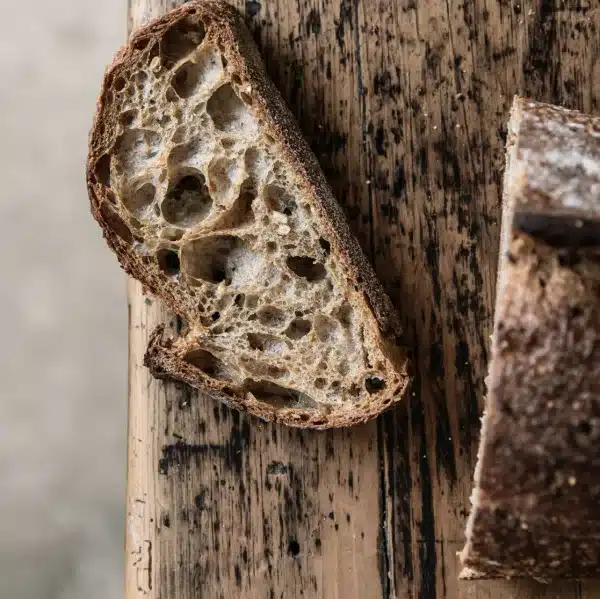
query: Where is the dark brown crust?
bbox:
[87,1,411,428]
[461,98,600,579]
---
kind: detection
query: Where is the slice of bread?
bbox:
[460,97,600,578]
[87,0,411,429]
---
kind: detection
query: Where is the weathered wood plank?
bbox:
[356,1,600,599]
[125,0,600,598]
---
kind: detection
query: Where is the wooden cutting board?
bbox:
[125,0,600,597]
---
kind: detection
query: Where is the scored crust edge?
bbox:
[86,0,412,428]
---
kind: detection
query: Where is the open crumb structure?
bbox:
[87,1,411,428]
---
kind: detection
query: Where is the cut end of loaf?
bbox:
[460,97,600,578]
[87,1,411,428]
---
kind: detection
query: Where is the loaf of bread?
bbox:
[460,97,600,578]
[86,0,411,428]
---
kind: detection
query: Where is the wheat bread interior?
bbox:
[87,1,411,428]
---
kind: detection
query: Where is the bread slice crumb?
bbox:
[87,0,411,429]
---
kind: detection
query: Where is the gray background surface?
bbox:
[1,1,127,597]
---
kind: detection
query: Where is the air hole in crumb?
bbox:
[246,295,258,309]
[168,137,211,167]
[160,18,205,67]
[245,146,271,180]
[123,182,156,217]
[315,378,326,390]
[172,45,224,98]
[136,71,148,83]
[181,235,263,287]
[133,36,151,51]
[330,381,341,391]
[114,76,126,91]
[222,138,235,149]
[211,311,221,321]
[184,348,233,381]
[232,74,242,85]
[247,333,290,354]
[234,294,245,307]
[240,357,287,378]
[115,129,160,170]
[349,384,360,397]
[314,314,337,341]
[319,238,331,255]
[257,306,287,328]
[120,110,137,126]
[266,241,277,253]
[240,92,253,105]
[147,42,159,62]
[153,203,161,217]
[284,318,311,340]
[337,360,349,376]
[286,256,326,282]
[171,126,186,144]
[208,155,242,202]
[244,380,318,410]
[333,302,353,329]
[161,227,184,241]
[162,172,212,227]
[365,376,385,394]
[95,154,111,186]
[156,248,180,277]
[206,83,257,135]
[166,87,179,102]
[106,191,117,205]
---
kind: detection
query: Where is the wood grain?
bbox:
[125,0,600,598]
